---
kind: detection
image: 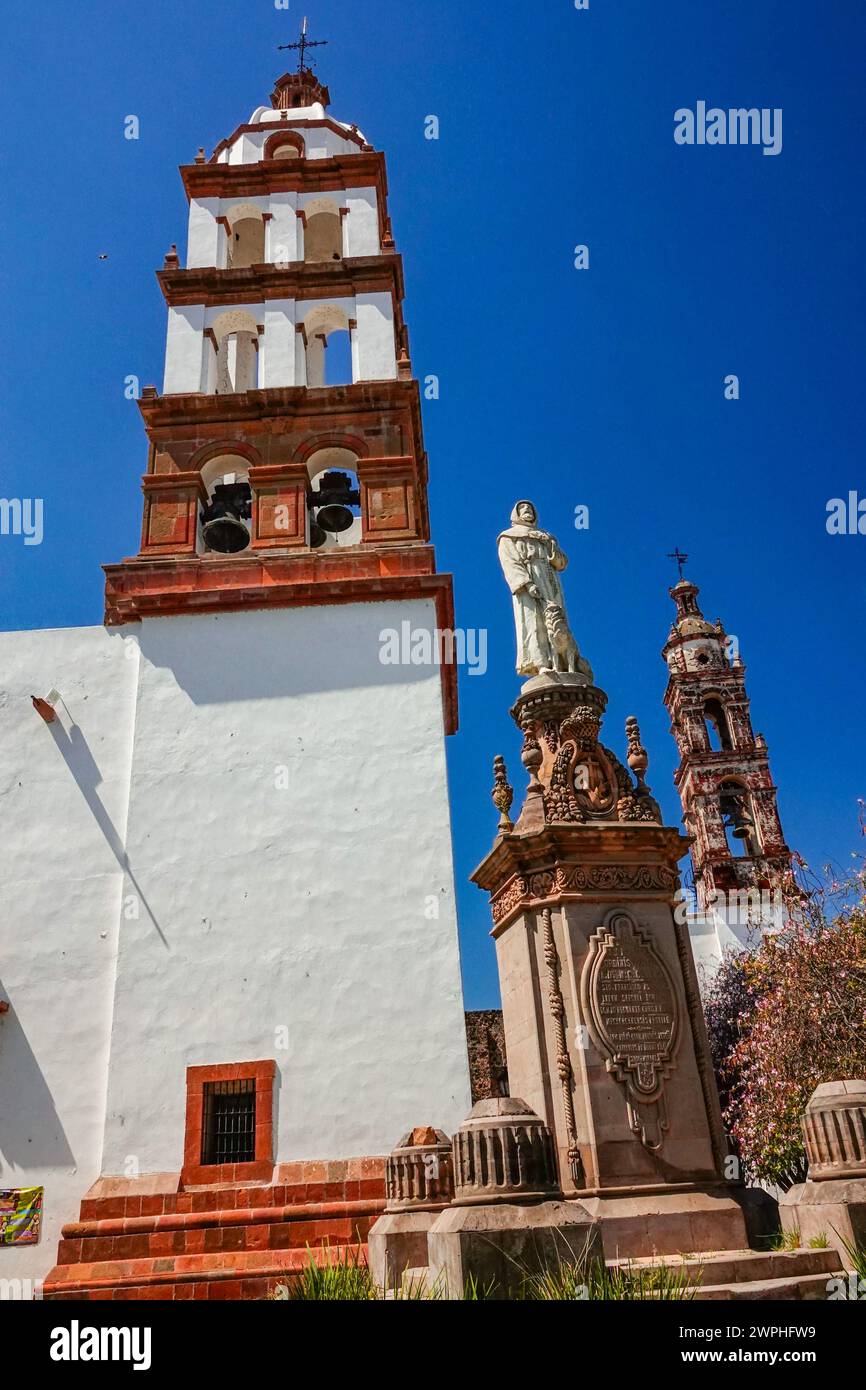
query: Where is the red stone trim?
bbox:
[157,255,404,308]
[140,472,207,555]
[136,378,423,441]
[189,439,265,474]
[294,431,369,462]
[249,461,309,550]
[357,456,420,542]
[182,1061,276,1188]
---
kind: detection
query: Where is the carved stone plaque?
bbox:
[581,910,680,1107]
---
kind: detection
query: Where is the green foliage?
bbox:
[807,1232,830,1249]
[767,1228,801,1252]
[521,1259,698,1301]
[272,1247,700,1301]
[840,1233,866,1280]
[278,1245,375,1301]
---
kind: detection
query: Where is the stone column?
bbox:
[471,676,748,1259]
[367,1127,454,1292]
[781,1080,866,1260]
[427,1099,603,1298]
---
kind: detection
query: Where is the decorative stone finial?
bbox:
[385,1128,454,1212]
[163,244,180,270]
[520,733,543,796]
[195,147,206,164]
[452,1098,561,1206]
[625,716,649,787]
[492,755,514,833]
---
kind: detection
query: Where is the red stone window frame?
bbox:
[182,1061,276,1187]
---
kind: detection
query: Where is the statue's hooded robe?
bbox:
[497,501,569,675]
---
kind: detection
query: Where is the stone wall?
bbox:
[464,1011,508,1103]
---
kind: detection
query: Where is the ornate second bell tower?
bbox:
[662,574,793,957]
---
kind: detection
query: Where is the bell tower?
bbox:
[662,573,793,945]
[103,53,452,736]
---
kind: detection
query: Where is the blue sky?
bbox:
[2,1,864,1008]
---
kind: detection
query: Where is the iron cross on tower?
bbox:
[667,548,689,581]
[278,16,328,72]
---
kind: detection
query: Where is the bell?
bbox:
[202,514,251,554]
[309,521,327,548]
[720,791,754,840]
[201,481,252,555]
[308,470,360,538]
[315,503,355,534]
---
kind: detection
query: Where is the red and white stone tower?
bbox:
[103,65,454,701]
[662,575,793,959]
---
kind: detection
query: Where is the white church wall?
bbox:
[164,305,207,394]
[186,197,221,269]
[100,600,471,1174]
[0,626,139,1287]
[0,604,472,1278]
[343,190,380,257]
[261,300,298,387]
[354,292,398,380]
[267,193,301,265]
[689,903,784,985]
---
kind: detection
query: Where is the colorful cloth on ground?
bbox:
[0,1187,43,1245]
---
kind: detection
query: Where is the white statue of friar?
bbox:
[497,500,593,682]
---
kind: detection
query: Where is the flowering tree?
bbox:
[704,831,866,1188]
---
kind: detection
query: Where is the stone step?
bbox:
[45,1244,359,1301]
[696,1271,840,1301]
[78,1176,385,1222]
[612,1247,841,1288]
[54,1206,378,1273]
[57,1200,383,1264]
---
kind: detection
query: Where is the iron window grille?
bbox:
[201,1078,257,1166]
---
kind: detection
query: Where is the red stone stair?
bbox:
[44,1162,387,1301]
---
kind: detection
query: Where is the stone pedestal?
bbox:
[781,1081,866,1261]
[471,679,748,1259]
[368,1127,454,1291]
[427,1099,603,1298]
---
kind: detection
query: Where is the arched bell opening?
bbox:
[198,454,254,556]
[210,310,260,395]
[225,203,266,269]
[301,305,353,388]
[704,697,733,752]
[718,779,761,858]
[305,447,361,550]
[304,205,343,264]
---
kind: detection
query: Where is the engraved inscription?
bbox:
[596,942,676,1091]
[581,910,681,1105]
